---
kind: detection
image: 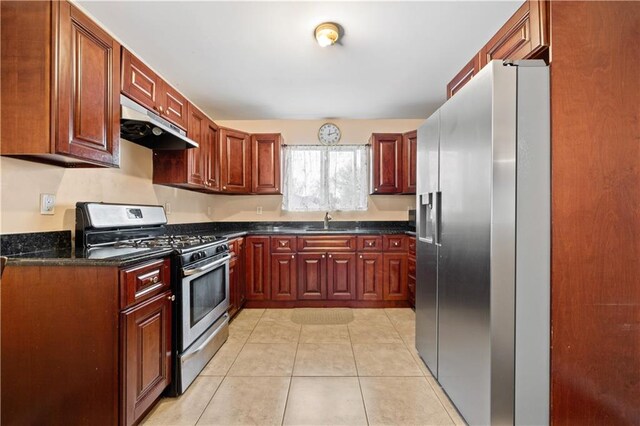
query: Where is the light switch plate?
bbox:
[40,194,56,215]
[165,202,172,214]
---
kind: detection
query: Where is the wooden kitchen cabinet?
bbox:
[121,291,172,426]
[446,0,549,99]
[1,1,121,167]
[271,253,298,301]
[356,252,384,301]
[236,238,246,308]
[370,133,403,194]
[327,252,357,300]
[297,252,328,300]
[408,236,416,308]
[152,103,213,190]
[1,258,173,425]
[121,48,189,130]
[220,127,252,194]
[252,133,282,194]
[245,236,271,300]
[446,55,481,99]
[228,256,239,317]
[402,130,417,194]
[383,253,409,301]
[479,0,549,68]
[205,120,220,190]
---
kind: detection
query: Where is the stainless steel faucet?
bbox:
[323,212,333,230]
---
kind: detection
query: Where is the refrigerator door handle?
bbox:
[434,191,442,246]
[419,192,434,244]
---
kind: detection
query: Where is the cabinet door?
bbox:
[271,253,297,301]
[186,103,207,187]
[251,133,281,194]
[327,252,356,300]
[220,128,251,193]
[228,256,239,317]
[205,120,220,191]
[446,55,480,99]
[159,81,188,130]
[370,133,403,194]
[245,236,270,300]
[479,0,549,67]
[121,48,160,113]
[383,253,408,301]
[57,3,121,167]
[122,291,172,426]
[356,253,384,301]
[402,130,417,194]
[297,253,327,300]
[236,238,246,307]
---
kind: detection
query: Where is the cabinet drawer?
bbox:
[408,257,416,278]
[408,237,416,255]
[120,258,171,309]
[357,236,383,252]
[383,235,408,252]
[298,236,356,252]
[271,236,297,253]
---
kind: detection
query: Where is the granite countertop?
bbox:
[4,247,174,267]
[1,222,416,267]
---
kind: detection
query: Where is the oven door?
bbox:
[180,253,230,351]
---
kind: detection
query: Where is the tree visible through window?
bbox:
[282,145,368,211]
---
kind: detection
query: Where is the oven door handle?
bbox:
[183,254,231,277]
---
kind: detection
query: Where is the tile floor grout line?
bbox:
[280,309,302,425]
[193,376,225,426]
[347,313,371,426]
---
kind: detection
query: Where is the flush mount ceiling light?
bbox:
[315,22,340,47]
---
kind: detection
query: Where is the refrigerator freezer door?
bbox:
[415,112,440,376]
[437,65,496,426]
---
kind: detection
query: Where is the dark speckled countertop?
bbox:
[1,221,415,267]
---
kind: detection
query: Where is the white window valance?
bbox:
[282,145,368,212]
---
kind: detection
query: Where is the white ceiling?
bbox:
[78,1,522,120]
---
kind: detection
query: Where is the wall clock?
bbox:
[318,123,341,145]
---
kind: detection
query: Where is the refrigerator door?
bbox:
[415,111,440,376]
[436,66,495,426]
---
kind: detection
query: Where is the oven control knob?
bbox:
[191,253,199,262]
[217,244,228,253]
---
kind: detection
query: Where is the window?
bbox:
[282,145,368,211]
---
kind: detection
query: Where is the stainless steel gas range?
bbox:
[75,202,231,395]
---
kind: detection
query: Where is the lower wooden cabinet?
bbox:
[297,252,327,300]
[236,238,246,307]
[383,253,409,301]
[356,253,384,301]
[245,236,271,300]
[271,253,298,300]
[327,252,357,300]
[121,291,172,426]
[228,256,239,316]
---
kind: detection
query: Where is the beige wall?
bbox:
[0,119,421,235]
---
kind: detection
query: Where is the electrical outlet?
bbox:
[165,202,172,214]
[207,206,212,216]
[40,194,56,215]
[256,206,263,215]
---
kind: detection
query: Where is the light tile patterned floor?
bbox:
[142,308,466,426]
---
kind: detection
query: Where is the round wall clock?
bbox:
[318,123,341,145]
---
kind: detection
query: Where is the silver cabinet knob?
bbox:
[152,276,159,284]
[368,242,373,246]
[291,255,295,259]
[374,188,378,191]
[329,254,332,258]
[168,295,175,301]
[394,242,399,246]
[223,186,227,190]
[359,255,363,259]
[321,254,325,258]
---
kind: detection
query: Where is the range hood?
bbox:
[120,95,198,150]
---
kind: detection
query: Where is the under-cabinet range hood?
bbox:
[120,95,198,150]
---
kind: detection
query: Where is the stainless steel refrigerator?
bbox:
[415,60,550,425]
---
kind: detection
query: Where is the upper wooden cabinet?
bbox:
[121,49,189,130]
[205,120,220,190]
[251,133,282,194]
[1,1,121,167]
[152,103,214,190]
[370,132,416,194]
[446,0,549,99]
[219,128,252,194]
[479,0,549,67]
[370,133,403,194]
[402,130,417,194]
[446,55,481,99]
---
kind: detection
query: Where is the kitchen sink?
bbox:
[303,227,354,233]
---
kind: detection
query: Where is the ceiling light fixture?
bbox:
[315,22,339,47]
